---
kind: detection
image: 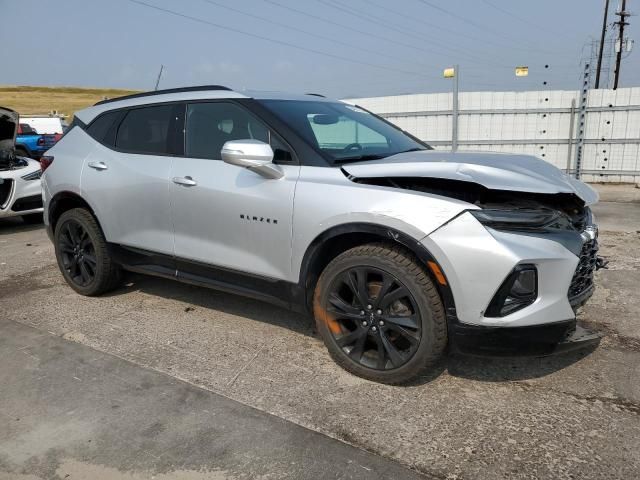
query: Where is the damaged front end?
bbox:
[343,152,606,356]
[350,175,606,314]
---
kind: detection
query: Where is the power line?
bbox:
[125,0,441,81]
[316,0,507,67]
[479,0,575,41]
[414,0,565,56]
[362,0,525,56]
[261,0,479,66]
[197,0,437,72]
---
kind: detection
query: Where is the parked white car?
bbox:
[0,107,44,223]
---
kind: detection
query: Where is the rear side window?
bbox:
[116,105,174,155]
[87,111,119,143]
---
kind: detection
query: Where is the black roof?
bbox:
[93,85,232,106]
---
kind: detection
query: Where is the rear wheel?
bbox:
[54,208,121,296]
[314,243,447,384]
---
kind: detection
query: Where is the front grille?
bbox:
[0,179,13,208]
[11,194,43,212]
[568,238,598,308]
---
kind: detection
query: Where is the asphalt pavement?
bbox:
[1,184,639,479]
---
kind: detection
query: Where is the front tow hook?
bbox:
[596,256,609,270]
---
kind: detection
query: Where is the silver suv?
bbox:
[42,86,602,384]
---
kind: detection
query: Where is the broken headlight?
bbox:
[470,208,573,231]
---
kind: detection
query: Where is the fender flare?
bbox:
[48,191,99,230]
[297,222,457,315]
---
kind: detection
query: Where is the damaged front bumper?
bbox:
[449,318,601,357]
[423,209,604,356]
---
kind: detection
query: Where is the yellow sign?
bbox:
[515,66,529,77]
[443,67,456,78]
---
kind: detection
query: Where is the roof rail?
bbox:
[305,93,326,98]
[94,85,233,106]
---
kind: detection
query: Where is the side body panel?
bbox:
[42,127,93,225]
[170,160,300,280]
[81,142,174,255]
[290,166,473,282]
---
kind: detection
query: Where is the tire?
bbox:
[54,208,122,296]
[22,213,43,224]
[313,243,447,385]
[15,147,29,159]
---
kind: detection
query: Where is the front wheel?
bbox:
[314,243,447,385]
[54,208,122,296]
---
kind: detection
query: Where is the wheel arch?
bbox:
[298,222,457,317]
[15,143,31,157]
[48,191,99,234]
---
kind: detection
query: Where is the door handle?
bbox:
[172,176,197,187]
[87,161,108,171]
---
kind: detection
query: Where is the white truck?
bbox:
[19,115,66,134]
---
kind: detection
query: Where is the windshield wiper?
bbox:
[333,154,387,164]
[395,148,426,154]
[333,147,428,164]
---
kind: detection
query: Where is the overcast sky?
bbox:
[1,0,637,98]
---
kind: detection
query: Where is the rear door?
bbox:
[170,101,299,281]
[81,104,183,255]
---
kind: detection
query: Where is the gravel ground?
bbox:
[1,197,639,479]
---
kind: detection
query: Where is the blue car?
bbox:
[16,123,57,159]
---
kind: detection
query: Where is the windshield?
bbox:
[258,100,430,164]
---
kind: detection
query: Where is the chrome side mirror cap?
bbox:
[221,140,283,180]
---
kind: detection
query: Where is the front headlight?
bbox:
[469,208,573,231]
[21,170,42,181]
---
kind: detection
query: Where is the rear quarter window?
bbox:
[87,111,120,144]
[115,105,174,155]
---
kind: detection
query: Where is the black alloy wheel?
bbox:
[314,243,447,384]
[325,266,422,370]
[58,219,98,287]
[54,208,122,296]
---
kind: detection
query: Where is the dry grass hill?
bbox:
[0,85,140,120]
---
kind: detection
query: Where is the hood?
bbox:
[342,150,598,205]
[0,107,19,169]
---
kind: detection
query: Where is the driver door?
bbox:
[170,101,299,281]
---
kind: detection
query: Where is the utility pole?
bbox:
[154,65,165,91]
[443,65,459,151]
[595,0,610,89]
[613,0,629,89]
[451,65,459,152]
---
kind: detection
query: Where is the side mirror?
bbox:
[221,139,283,180]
